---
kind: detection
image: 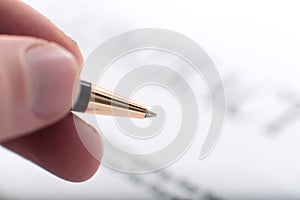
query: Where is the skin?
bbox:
[0,1,103,182]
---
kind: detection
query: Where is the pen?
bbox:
[72,80,157,119]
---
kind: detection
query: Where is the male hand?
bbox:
[0,1,103,182]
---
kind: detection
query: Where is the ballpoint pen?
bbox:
[72,80,157,119]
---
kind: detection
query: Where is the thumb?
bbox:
[0,35,79,142]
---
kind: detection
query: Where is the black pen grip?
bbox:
[72,80,91,112]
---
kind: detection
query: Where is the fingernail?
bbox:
[26,43,78,119]
[74,116,103,162]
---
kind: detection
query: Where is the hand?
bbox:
[0,1,103,182]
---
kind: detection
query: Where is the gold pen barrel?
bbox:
[85,84,147,118]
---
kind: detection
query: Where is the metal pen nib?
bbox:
[72,80,157,119]
[145,110,157,118]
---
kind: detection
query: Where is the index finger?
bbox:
[0,0,83,64]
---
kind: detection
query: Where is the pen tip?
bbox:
[145,110,157,118]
